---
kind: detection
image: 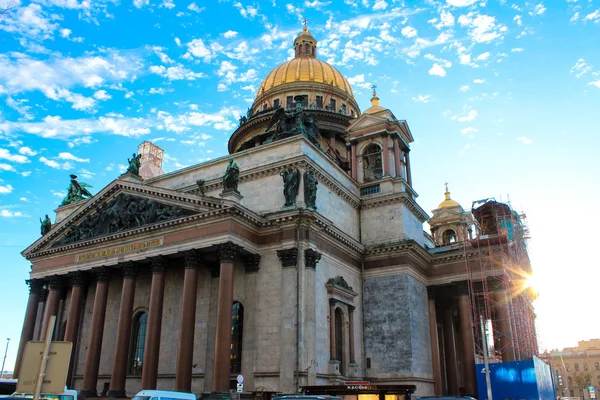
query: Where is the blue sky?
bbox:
[1,0,599,370]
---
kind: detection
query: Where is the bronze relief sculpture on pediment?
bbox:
[53,193,195,247]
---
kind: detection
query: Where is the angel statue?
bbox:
[127,153,142,176]
[280,168,299,207]
[61,174,94,206]
[222,159,240,192]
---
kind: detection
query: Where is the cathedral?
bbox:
[13,26,537,399]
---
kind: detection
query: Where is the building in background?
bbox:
[547,339,600,399]
[13,26,538,399]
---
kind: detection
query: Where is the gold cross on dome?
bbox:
[302,18,308,29]
[444,182,449,191]
[371,84,377,96]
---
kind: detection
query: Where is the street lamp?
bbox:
[1,338,10,379]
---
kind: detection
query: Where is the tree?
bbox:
[0,0,17,16]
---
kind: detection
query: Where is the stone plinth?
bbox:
[219,189,243,203]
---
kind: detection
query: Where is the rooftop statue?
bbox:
[40,214,51,236]
[126,153,142,176]
[264,97,322,146]
[280,168,300,207]
[304,170,318,210]
[222,159,240,192]
[61,174,93,206]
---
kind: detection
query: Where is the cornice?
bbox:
[361,191,429,222]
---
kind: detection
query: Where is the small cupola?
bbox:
[294,20,317,58]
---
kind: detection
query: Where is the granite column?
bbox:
[13,279,43,379]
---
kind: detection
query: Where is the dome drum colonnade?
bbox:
[14,242,261,396]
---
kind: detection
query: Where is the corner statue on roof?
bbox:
[39,214,51,236]
[127,153,142,176]
[61,174,93,206]
[222,159,240,192]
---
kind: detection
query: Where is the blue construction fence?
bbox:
[476,356,556,400]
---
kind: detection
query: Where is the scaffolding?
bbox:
[462,198,538,363]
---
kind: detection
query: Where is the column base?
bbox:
[107,390,127,398]
[80,390,98,398]
[328,359,341,376]
[348,362,360,378]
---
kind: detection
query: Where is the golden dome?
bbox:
[439,184,460,209]
[256,26,354,100]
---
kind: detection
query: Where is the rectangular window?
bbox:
[567,364,571,372]
[596,362,599,370]
[585,363,589,371]
[274,98,280,108]
[300,94,308,107]
[576,363,580,371]
[286,96,294,108]
[316,95,323,109]
[330,98,336,111]
[341,104,347,114]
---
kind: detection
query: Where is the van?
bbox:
[132,390,197,400]
[9,388,78,400]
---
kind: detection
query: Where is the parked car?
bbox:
[132,390,197,400]
[8,388,77,400]
[273,396,343,400]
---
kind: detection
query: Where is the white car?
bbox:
[132,390,197,400]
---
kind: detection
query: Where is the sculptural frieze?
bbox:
[53,193,194,247]
[280,168,300,207]
[264,99,321,146]
[61,174,94,206]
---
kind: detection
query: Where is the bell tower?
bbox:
[429,184,473,246]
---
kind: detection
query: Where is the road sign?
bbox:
[237,375,244,384]
[236,383,243,393]
[16,341,73,395]
[590,386,595,393]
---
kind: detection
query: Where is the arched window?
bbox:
[335,308,344,376]
[304,43,310,55]
[362,144,383,182]
[312,46,315,56]
[442,229,457,245]
[230,302,244,373]
[129,312,147,375]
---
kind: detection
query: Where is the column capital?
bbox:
[150,256,167,274]
[304,248,322,269]
[329,298,337,307]
[244,254,261,273]
[68,271,87,287]
[26,279,44,294]
[277,248,298,268]
[39,288,49,302]
[381,132,390,138]
[216,242,243,262]
[348,304,355,313]
[182,250,199,269]
[47,275,65,290]
[122,261,139,278]
[94,266,111,282]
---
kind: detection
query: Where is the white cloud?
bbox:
[51,190,66,197]
[347,74,372,89]
[0,209,26,217]
[452,109,478,122]
[0,148,29,163]
[571,59,592,78]
[93,90,112,100]
[58,152,90,162]
[174,37,182,47]
[401,26,417,38]
[0,163,16,172]
[20,197,29,202]
[458,12,506,43]
[570,12,580,23]
[0,184,13,194]
[6,97,34,120]
[19,147,37,156]
[160,0,175,8]
[529,3,546,16]
[150,65,205,80]
[188,2,204,12]
[223,30,238,39]
[0,3,59,41]
[511,47,524,52]
[514,15,522,26]
[584,10,600,22]
[39,156,62,169]
[413,94,431,103]
[149,88,166,94]
[446,0,477,6]
[60,28,71,38]
[475,52,490,61]
[588,80,600,88]
[429,63,447,77]
[186,38,218,62]
[373,0,387,10]
[473,78,485,83]
[517,136,533,144]
[459,85,470,92]
[133,0,150,8]
[461,126,478,135]
[233,2,259,18]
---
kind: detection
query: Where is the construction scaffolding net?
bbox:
[463,198,538,363]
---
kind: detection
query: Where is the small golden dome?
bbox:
[363,85,386,114]
[439,184,460,209]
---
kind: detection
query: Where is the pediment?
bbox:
[430,207,471,225]
[347,113,392,132]
[23,180,224,258]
